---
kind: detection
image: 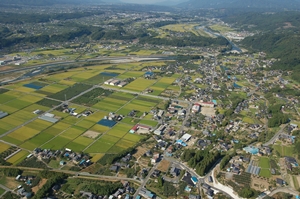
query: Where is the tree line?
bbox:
[181,148,221,176]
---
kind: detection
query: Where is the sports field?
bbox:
[258,157,271,178]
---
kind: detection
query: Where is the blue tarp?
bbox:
[98,119,117,127]
[233,82,242,88]
[23,83,43,90]
[144,71,154,76]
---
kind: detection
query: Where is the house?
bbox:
[276,178,285,186]
[151,153,160,164]
[110,165,119,172]
[202,183,210,190]
[170,167,181,177]
[178,109,186,116]
[118,82,127,87]
[144,71,154,78]
[0,111,9,119]
[181,133,192,142]
[192,105,200,113]
[206,189,214,197]
[110,79,120,86]
[139,188,155,199]
[198,102,215,108]
[52,184,60,192]
[285,156,298,167]
[189,195,201,199]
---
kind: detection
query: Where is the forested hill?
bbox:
[179,0,300,11]
[223,12,300,31]
[0,0,103,6]
[225,11,300,81]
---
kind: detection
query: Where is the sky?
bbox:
[121,0,185,4]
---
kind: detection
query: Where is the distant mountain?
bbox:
[0,0,103,6]
[154,0,187,6]
[179,0,300,10]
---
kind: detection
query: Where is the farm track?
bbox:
[0,165,142,184]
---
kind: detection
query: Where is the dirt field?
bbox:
[32,178,47,193]
[83,130,100,139]
[251,176,269,191]
[0,66,14,71]
[201,107,216,117]
[157,159,171,173]
[133,146,148,160]
[133,141,155,160]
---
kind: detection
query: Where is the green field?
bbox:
[124,78,156,92]
[3,126,40,145]
[20,132,55,150]
[0,142,11,153]
[6,150,30,165]
[65,136,94,152]
[273,144,294,157]
[85,134,120,153]
[259,157,271,178]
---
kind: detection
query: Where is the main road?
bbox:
[0,55,172,75]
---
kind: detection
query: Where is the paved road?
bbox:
[133,163,159,198]
[263,124,288,146]
[268,187,299,197]
[0,184,11,198]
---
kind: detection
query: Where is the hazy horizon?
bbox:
[121,0,186,4]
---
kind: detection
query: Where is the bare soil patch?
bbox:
[0,66,14,71]
[283,22,294,29]
[83,130,100,139]
[251,176,269,191]
[157,159,171,173]
[32,178,47,194]
[201,107,216,117]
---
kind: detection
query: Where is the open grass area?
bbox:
[90,153,104,162]
[20,132,54,150]
[41,136,71,150]
[5,99,32,110]
[0,142,11,153]
[85,111,108,123]
[76,119,95,129]
[123,133,143,142]
[39,83,69,94]
[139,119,158,127]
[66,136,94,152]
[85,134,120,153]
[25,119,53,131]
[259,169,271,178]
[124,78,155,92]
[90,124,110,133]
[259,157,270,168]
[42,122,71,136]
[273,144,294,157]
[115,138,136,148]
[6,150,29,165]
[0,94,16,104]
[60,126,86,140]
[3,126,40,145]
[209,24,234,33]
